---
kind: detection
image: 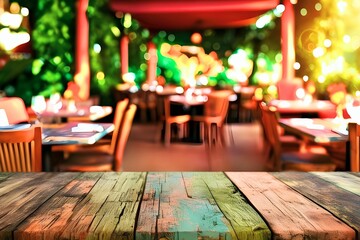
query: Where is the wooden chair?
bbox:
[162,96,191,146]
[56,104,137,171]
[260,104,336,171]
[192,90,232,147]
[258,101,303,155]
[348,122,360,172]
[0,97,30,124]
[0,125,42,172]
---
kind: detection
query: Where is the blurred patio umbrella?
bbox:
[109,0,280,30]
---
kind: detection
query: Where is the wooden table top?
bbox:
[28,106,113,122]
[279,118,349,143]
[42,122,114,145]
[0,172,359,240]
[269,100,336,113]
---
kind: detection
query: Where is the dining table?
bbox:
[168,94,208,144]
[28,105,113,123]
[0,171,359,240]
[269,99,336,118]
[41,122,114,171]
[278,118,351,170]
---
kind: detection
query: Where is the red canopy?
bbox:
[109,0,280,30]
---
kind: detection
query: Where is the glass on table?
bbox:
[31,95,47,123]
[346,97,360,122]
[48,92,63,113]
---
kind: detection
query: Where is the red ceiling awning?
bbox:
[109,0,280,30]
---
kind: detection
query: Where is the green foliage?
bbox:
[317,70,360,96]
[87,0,122,105]
[31,0,75,93]
[3,0,75,105]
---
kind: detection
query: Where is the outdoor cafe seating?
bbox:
[0,96,138,172]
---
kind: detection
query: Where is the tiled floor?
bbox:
[122,121,268,171]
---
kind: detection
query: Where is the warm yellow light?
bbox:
[267,85,278,96]
[300,8,307,16]
[293,62,300,70]
[315,3,322,11]
[312,47,325,58]
[0,11,23,28]
[343,35,351,44]
[296,88,306,99]
[274,4,284,17]
[9,2,20,14]
[190,32,202,44]
[254,88,264,101]
[318,75,325,83]
[122,72,136,83]
[324,39,332,48]
[20,7,29,17]
[337,1,347,14]
[256,14,272,29]
[123,13,132,28]
[0,28,30,51]
[96,71,105,80]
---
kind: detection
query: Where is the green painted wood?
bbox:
[13,172,146,240]
[227,172,355,240]
[0,172,80,240]
[182,172,271,240]
[136,172,233,240]
[313,172,360,196]
[273,172,360,240]
[0,173,12,184]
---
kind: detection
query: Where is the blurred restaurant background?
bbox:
[1,0,359,109]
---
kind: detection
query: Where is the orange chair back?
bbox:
[0,125,42,172]
[259,103,283,171]
[349,122,360,172]
[0,97,29,124]
[110,98,129,154]
[113,104,137,171]
[204,90,232,123]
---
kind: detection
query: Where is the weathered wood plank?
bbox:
[182,172,271,240]
[313,172,360,196]
[13,172,103,240]
[13,172,146,240]
[136,172,233,240]
[227,172,355,240]
[273,172,360,240]
[0,173,12,183]
[0,172,80,240]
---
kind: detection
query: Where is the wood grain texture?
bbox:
[11,172,146,240]
[0,172,13,183]
[0,172,80,240]
[226,172,355,240]
[273,172,359,240]
[182,172,270,240]
[313,172,360,196]
[136,172,233,240]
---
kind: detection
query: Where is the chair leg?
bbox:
[165,122,171,146]
[220,125,227,147]
[204,123,210,146]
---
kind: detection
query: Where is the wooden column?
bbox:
[120,35,129,76]
[278,0,297,100]
[146,40,157,84]
[74,0,90,100]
